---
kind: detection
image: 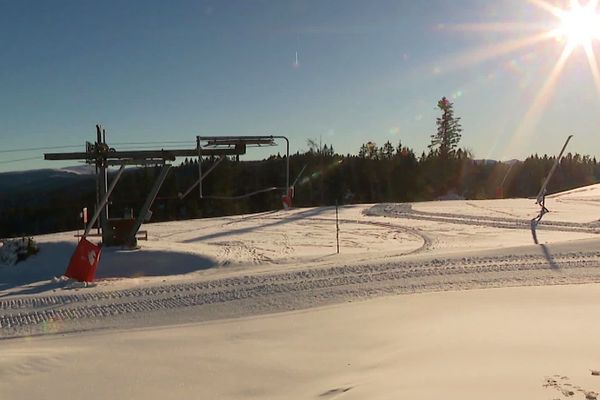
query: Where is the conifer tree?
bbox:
[358,143,368,158]
[366,142,378,159]
[381,141,395,159]
[429,97,462,159]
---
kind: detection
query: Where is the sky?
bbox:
[1,0,599,172]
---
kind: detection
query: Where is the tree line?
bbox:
[1,97,599,238]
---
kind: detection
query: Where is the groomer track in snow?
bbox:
[3,240,600,337]
[3,184,600,338]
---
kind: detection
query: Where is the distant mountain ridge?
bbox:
[0,166,96,196]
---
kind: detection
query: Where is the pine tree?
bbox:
[366,142,378,159]
[381,141,395,159]
[429,97,462,159]
[395,140,403,154]
[358,143,368,158]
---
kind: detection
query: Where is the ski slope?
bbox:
[2,184,600,336]
[3,184,600,399]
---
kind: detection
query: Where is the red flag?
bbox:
[65,238,102,282]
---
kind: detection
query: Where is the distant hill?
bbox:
[0,166,95,196]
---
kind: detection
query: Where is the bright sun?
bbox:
[555,0,600,47]
[437,0,600,157]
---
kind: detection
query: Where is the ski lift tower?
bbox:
[178,135,290,201]
[44,125,249,247]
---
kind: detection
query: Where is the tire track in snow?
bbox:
[3,249,600,337]
[367,204,600,233]
[256,214,433,256]
[304,216,432,256]
[465,202,522,219]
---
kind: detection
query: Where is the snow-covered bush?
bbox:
[0,237,39,266]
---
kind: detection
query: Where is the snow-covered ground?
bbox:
[2,184,600,399]
[3,284,600,400]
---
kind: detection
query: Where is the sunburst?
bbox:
[508,0,600,155]
[439,0,600,157]
[550,0,600,47]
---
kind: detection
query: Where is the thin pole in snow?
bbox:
[335,200,340,254]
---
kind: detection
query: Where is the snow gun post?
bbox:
[531,134,573,244]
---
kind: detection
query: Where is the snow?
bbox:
[2,183,600,399]
[3,284,600,400]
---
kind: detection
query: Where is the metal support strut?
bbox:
[126,164,172,248]
[179,155,225,200]
[84,164,126,238]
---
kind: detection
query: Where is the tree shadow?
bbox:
[0,241,74,296]
[0,241,216,297]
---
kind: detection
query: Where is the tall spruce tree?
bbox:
[429,97,462,159]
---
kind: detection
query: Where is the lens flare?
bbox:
[439,0,600,158]
[584,39,600,98]
[438,31,555,74]
[298,159,343,186]
[505,43,575,155]
[554,0,600,46]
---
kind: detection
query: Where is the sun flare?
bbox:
[554,0,600,47]
[441,0,600,157]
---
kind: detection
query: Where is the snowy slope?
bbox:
[1,184,600,336]
[3,184,600,399]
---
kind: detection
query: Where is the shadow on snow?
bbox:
[182,206,340,243]
[0,241,216,297]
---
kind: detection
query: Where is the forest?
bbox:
[1,97,599,238]
[2,141,599,239]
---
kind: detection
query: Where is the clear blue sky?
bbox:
[1,0,599,171]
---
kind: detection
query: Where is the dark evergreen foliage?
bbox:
[429,97,462,159]
[0,99,596,238]
[2,145,599,238]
